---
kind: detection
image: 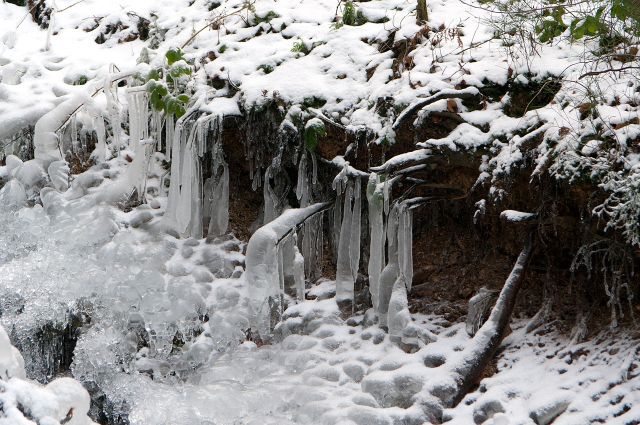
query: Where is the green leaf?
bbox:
[169,64,192,79]
[304,119,326,152]
[585,16,599,35]
[177,94,190,103]
[343,1,356,26]
[164,96,177,116]
[175,103,186,118]
[166,48,184,66]
[146,68,162,81]
[612,0,627,20]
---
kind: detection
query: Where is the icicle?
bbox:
[332,189,342,258]
[302,218,316,279]
[388,275,410,343]
[165,119,183,221]
[311,151,318,185]
[378,204,400,328]
[315,211,324,278]
[294,245,306,301]
[165,114,174,160]
[151,109,164,152]
[349,177,361,281]
[277,243,285,297]
[104,71,122,149]
[383,177,390,216]
[93,114,107,163]
[175,128,198,236]
[296,151,307,202]
[367,173,384,312]
[70,115,79,153]
[44,2,57,51]
[251,169,261,191]
[336,184,355,303]
[125,89,152,201]
[263,166,278,224]
[245,203,328,339]
[208,162,229,236]
[398,203,414,291]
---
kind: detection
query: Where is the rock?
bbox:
[184,238,200,247]
[193,268,214,283]
[363,308,377,327]
[529,396,571,425]
[361,373,423,409]
[423,354,446,368]
[343,363,365,383]
[129,210,154,228]
[181,245,195,259]
[473,399,505,424]
[231,266,243,278]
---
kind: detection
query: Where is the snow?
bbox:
[0,0,639,423]
[0,323,95,425]
[500,210,538,223]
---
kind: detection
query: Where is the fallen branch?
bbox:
[445,232,534,406]
[392,87,479,131]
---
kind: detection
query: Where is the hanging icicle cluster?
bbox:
[203,116,229,237]
[333,163,362,306]
[245,203,330,340]
[165,112,229,238]
[126,88,153,202]
[296,149,324,282]
[366,172,414,341]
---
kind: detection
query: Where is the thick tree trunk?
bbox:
[446,232,534,406]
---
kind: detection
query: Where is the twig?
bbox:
[57,0,85,13]
[579,66,640,80]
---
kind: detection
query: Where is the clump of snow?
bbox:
[0,323,95,425]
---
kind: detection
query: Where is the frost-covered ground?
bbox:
[2,0,640,423]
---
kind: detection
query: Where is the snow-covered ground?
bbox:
[0,168,638,424]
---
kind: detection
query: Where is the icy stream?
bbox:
[0,173,435,425]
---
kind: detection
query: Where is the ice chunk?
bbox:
[0,324,26,379]
[0,179,27,208]
[35,93,89,164]
[47,160,70,192]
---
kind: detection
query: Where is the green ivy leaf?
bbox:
[169,64,192,79]
[146,68,162,81]
[166,48,184,66]
[304,119,326,152]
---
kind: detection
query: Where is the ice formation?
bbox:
[244,203,328,338]
[367,173,384,312]
[333,164,362,305]
[125,89,152,201]
[34,94,88,164]
[203,156,229,237]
